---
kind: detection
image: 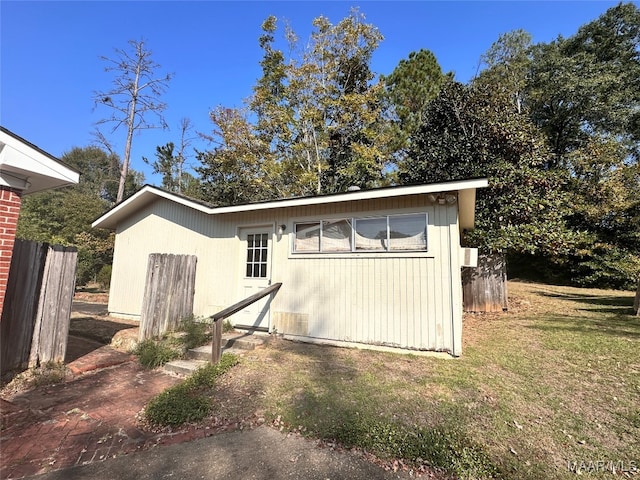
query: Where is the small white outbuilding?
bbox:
[93,178,487,357]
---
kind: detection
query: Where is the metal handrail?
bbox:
[210,282,282,363]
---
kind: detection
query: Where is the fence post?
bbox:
[211,320,222,364]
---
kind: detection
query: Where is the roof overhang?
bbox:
[0,127,79,195]
[93,178,489,231]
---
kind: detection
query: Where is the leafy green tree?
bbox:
[476,29,532,114]
[196,107,274,206]
[527,2,640,166]
[522,2,640,288]
[382,49,451,162]
[399,81,580,257]
[17,189,113,285]
[307,11,388,193]
[199,9,390,204]
[61,146,120,202]
[144,119,200,196]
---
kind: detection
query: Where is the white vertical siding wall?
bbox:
[269,198,462,354]
[108,194,464,355]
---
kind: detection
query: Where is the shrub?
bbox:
[144,384,211,427]
[96,264,112,289]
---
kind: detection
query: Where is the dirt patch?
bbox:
[70,290,139,351]
[69,316,138,346]
[73,290,109,304]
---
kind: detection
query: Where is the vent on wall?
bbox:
[460,247,478,267]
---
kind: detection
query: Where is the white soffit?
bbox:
[0,128,79,194]
[93,178,489,230]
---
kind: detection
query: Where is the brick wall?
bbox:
[0,187,22,317]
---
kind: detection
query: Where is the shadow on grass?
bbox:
[539,291,634,308]
[526,313,640,340]
[267,340,501,479]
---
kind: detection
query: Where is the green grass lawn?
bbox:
[206,281,639,479]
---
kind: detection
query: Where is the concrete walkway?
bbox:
[29,426,416,480]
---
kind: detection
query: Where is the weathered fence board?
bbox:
[0,240,47,374]
[30,245,78,365]
[462,254,508,313]
[139,254,197,341]
[1,240,77,376]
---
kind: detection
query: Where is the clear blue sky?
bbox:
[0,1,628,185]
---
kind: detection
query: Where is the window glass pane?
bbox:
[247,235,254,247]
[259,234,267,247]
[322,219,352,251]
[246,264,252,277]
[261,248,267,262]
[355,217,387,251]
[253,264,260,277]
[260,264,267,277]
[294,222,320,252]
[389,214,427,250]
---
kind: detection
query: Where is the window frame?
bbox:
[292,212,429,256]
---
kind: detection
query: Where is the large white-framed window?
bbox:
[293,213,427,254]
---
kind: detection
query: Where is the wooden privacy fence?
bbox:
[462,253,508,313]
[139,253,197,341]
[1,240,77,376]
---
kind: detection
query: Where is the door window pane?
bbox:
[246,233,268,278]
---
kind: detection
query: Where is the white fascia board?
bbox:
[212,178,489,215]
[93,178,489,230]
[91,185,212,229]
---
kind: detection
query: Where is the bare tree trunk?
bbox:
[117,64,141,204]
[634,279,640,316]
[94,39,172,204]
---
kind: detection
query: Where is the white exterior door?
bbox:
[235,227,273,331]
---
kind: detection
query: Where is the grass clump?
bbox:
[177,315,212,350]
[134,315,213,369]
[284,408,497,478]
[134,339,181,369]
[1,362,68,401]
[144,353,238,427]
[222,319,234,333]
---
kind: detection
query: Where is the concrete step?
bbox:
[163,359,208,376]
[185,333,268,361]
[222,331,269,350]
[164,331,269,376]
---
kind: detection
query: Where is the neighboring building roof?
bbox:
[0,126,80,194]
[93,178,488,231]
